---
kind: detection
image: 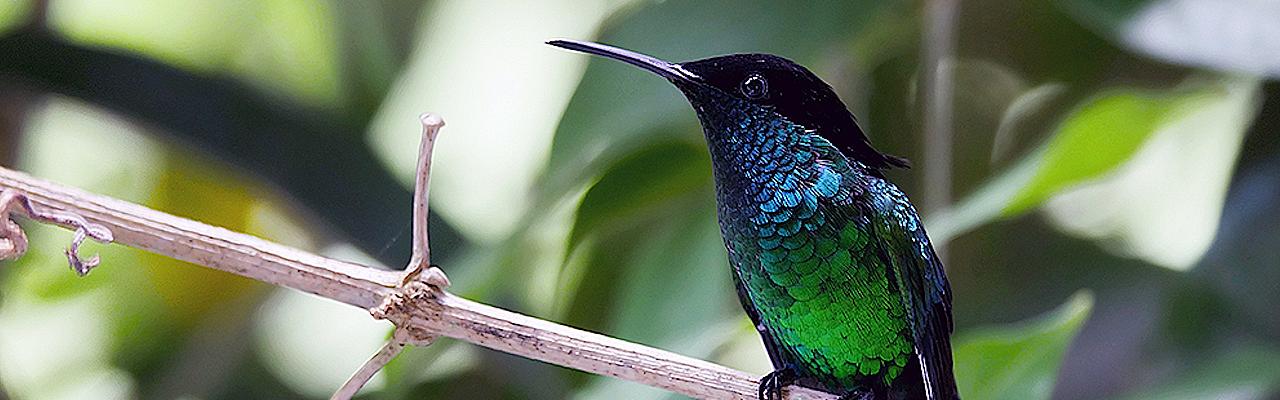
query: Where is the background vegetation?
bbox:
[0,0,1277,399]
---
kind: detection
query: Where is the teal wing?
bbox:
[864,178,959,400]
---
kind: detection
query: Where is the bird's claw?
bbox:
[758,367,796,400]
[837,390,875,400]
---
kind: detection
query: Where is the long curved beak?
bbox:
[547,39,699,84]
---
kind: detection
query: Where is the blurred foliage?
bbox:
[1116,345,1280,400]
[953,291,1093,400]
[1,0,1278,400]
[1041,78,1260,269]
[1005,86,1212,214]
[933,77,1258,244]
[1060,0,1280,78]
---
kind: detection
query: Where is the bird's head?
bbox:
[548,39,908,171]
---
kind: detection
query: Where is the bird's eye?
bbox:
[740,74,768,100]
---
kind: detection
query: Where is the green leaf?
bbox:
[54,0,260,72]
[555,139,716,332]
[929,80,1224,241]
[954,291,1094,400]
[1004,87,1209,214]
[0,0,31,33]
[551,139,737,398]
[1040,77,1260,270]
[567,202,738,399]
[566,140,710,255]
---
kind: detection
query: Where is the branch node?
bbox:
[420,264,451,288]
[371,280,445,340]
[341,269,445,399]
[0,189,113,275]
[331,114,449,400]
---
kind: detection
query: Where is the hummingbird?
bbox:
[548,40,958,400]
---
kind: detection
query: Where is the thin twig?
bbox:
[331,329,431,400]
[404,113,443,283]
[0,119,837,399]
[922,0,959,261]
[26,0,50,31]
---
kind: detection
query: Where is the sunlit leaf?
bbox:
[55,0,342,107]
[954,291,1094,400]
[0,0,31,33]
[367,0,628,243]
[929,79,1225,241]
[1043,77,1261,270]
[1004,86,1212,214]
[0,294,136,399]
[1059,0,1280,77]
[52,0,259,72]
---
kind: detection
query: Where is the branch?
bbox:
[0,119,837,399]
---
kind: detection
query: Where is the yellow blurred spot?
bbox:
[141,155,268,328]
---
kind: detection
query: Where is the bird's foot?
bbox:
[837,389,875,400]
[758,367,797,400]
